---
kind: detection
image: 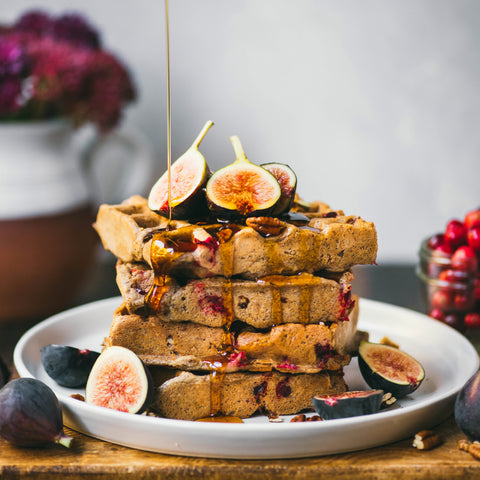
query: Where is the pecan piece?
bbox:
[289,414,322,423]
[381,392,397,409]
[458,439,480,460]
[412,430,442,450]
[290,414,306,423]
[246,217,286,237]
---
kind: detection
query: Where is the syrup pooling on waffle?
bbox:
[145,222,242,417]
[106,300,360,373]
[117,262,355,327]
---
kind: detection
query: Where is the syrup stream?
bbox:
[160,1,241,422]
[165,0,172,227]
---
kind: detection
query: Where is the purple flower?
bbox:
[14,10,52,36]
[0,38,27,76]
[0,77,22,113]
[0,9,135,131]
[52,13,100,50]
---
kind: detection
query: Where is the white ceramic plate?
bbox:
[14,297,478,459]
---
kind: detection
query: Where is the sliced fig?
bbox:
[454,370,480,440]
[148,120,213,219]
[261,163,297,216]
[41,344,100,388]
[85,346,153,414]
[358,341,425,398]
[0,378,73,447]
[206,135,281,218]
[312,389,384,420]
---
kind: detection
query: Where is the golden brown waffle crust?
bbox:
[94,196,377,279]
[116,262,355,327]
[150,369,347,420]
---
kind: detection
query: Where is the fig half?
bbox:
[206,135,281,218]
[358,341,425,398]
[41,344,100,388]
[261,163,297,216]
[0,378,73,447]
[148,120,213,219]
[312,390,384,420]
[85,346,153,414]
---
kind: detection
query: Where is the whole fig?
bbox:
[455,370,480,440]
[41,344,100,388]
[0,378,72,447]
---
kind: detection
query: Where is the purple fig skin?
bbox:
[0,378,72,448]
[312,389,384,420]
[455,370,480,441]
[41,344,100,388]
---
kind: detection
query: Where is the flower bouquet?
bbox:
[0,10,136,132]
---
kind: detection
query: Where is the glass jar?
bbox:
[417,238,476,332]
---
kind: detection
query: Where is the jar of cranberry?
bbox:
[417,210,480,336]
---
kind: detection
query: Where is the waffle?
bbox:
[116,262,355,327]
[94,196,377,279]
[94,193,376,421]
[149,368,347,420]
[104,299,361,374]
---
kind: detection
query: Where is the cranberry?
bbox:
[429,308,445,321]
[465,313,480,329]
[451,246,478,273]
[431,289,453,311]
[253,381,268,403]
[443,313,463,331]
[433,243,453,257]
[445,220,467,248]
[467,225,480,251]
[427,233,445,250]
[464,209,480,230]
[438,269,469,283]
[276,361,299,371]
[275,379,292,399]
[454,292,474,311]
[474,277,480,301]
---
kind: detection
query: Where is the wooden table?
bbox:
[1,262,479,479]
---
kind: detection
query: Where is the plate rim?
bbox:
[13,296,479,458]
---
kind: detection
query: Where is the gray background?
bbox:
[3,0,480,263]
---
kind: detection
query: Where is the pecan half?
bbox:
[289,414,322,423]
[458,439,480,460]
[290,414,306,422]
[246,217,286,237]
[412,430,442,450]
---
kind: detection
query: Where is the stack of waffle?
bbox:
[94,195,377,420]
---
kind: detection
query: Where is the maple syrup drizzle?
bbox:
[145,228,197,311]
[196,415,243,423]
[299,287,312,324]
[202,224,237,418]
[257,274,315,325]
[164,0,172,227]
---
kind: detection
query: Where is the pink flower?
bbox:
[0,77,22,113]
[0,9,135,131]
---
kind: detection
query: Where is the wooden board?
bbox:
[0,416,478,479]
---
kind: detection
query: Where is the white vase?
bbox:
[0,119,154,321]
